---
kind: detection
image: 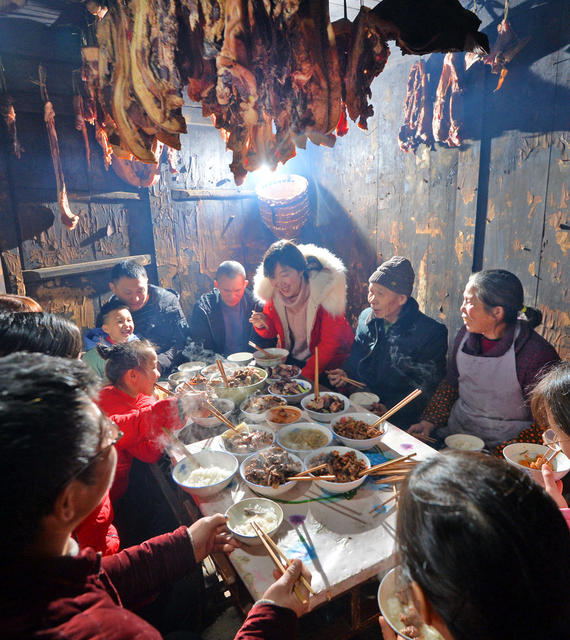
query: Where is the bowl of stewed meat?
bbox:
[209,366,268,405]
[221,423,274,461]
[301,392,349,422]
[304,446,370,494]
[240,447,303,497]
[267,379,312,404]
[330,413,386,450]
[240,394,287,423]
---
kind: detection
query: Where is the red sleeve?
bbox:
[102,526,197,610]
[253,301,279,340]
[235,603,298,640]
[302,309,354,378]
[101,393,184,464]
[74,491,120,556]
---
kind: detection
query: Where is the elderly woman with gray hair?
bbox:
[409,269,559,448]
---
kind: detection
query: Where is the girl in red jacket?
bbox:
[97,340,191,503]
[250,240,354,378]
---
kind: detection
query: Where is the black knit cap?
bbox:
[368,256,415,297]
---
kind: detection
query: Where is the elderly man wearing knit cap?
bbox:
[328,257,448,429]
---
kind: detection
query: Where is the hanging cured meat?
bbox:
[399,60,432,152]
[432,52,463,148]
[0,58,22,159]
[111,141,164,187]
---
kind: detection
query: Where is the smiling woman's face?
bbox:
[271,263,304,299]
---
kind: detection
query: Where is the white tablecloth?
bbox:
[173,414,437,610]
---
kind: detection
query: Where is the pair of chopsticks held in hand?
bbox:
[251,521,314,604]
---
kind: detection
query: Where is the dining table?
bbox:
[168,399,438,637]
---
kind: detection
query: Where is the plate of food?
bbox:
[209,366,268,404]
[276,422,333,459]
[221,423,274,461]
[304,446,370,494]
[225,498,283,545]
[171,450,238,498]
[265,405,303,430]
[240,447,303,496]
[267,363,302,380]
[253,347,289,368]
[330,413,385,450]
[301,392,349,422]
[240,394,287,423]
[378,566,445,640]
[503,442,570,484]
[267,379,312,404]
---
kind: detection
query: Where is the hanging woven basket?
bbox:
[256,174,311,239]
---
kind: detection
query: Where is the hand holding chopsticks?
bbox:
[251,521,315,604]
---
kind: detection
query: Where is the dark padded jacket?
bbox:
[109,284,189,374]
[344,298,448,428]
[190,288,273,356]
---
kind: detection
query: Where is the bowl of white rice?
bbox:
[225,497,283,545]
[378,566,445,640]
[171,450,238,498]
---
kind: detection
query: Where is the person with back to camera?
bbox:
[82,298,138,380]
[0,311,119,556]
[378,451,570,640]
[0,352,312,639]
[190,260,273,356]
[250,240,354,377]
[107,260,189,375]
[409,269,559,448]
[327,257,448,429]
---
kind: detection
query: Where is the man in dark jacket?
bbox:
[107,260,189,374]
[328,257,448,429]
[190,260,273,356]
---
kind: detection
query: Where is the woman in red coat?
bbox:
[250,241,354,378]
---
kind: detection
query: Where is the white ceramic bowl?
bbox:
[227,352,254,366]
[240,394,287,423]
[503,442,570,484]
[301,392,350,423]
[201,362,238,377]
[168,371,191,384]
[266,363,302,380]
[267,379,312,404]
[225,498,283,545]
[189,398,235,428]
[276,422,333,459]
[210,366,268,406]
[265,405,304,431]
[178,361,207,375]
[253,347,289,368]
[349,391,380,409]
[304,445,370,494]
[240,448,303,497]
[444,433,485,452]
[330,412,386,450]
[221,424,275,461]
[378,567,444,640]
[171,450,238,498]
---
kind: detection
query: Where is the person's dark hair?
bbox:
[468,269,542,328]
[216,260,246,281]
[97,339,156,386]
[262,240,316,279]
[110,260,148,283]
[530,361,570,435]
[397,452,570,640]
[0,294,43,312]
[0,353,103,557]
[96,298,132,328]
[0,311,82,358]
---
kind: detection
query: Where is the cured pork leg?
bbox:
[432,52,462,148]
[0,95,23,159]
[43,101,79,230]
[399,60,432,152]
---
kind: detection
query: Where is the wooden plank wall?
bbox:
[0,1,567,357]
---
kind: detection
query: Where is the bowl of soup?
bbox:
[276,422,333,459]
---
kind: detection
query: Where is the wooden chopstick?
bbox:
[545,448,561,464]
[155,383,175,397]
[216,359,229,387]
[248,341,274,358]
[412,432,437,443]
[374,474,406,484]
[370,493,398,514]
[251,522,308,603]
[314,347,319,400]
[360,453,417,477]
[251,521,316,596]
[371,389,422,428]
[205,401,240,432]
[287,475,336,481]
[294,463,328,477]
[339,376,367,389]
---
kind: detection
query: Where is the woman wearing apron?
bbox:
[409,269,559,448]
